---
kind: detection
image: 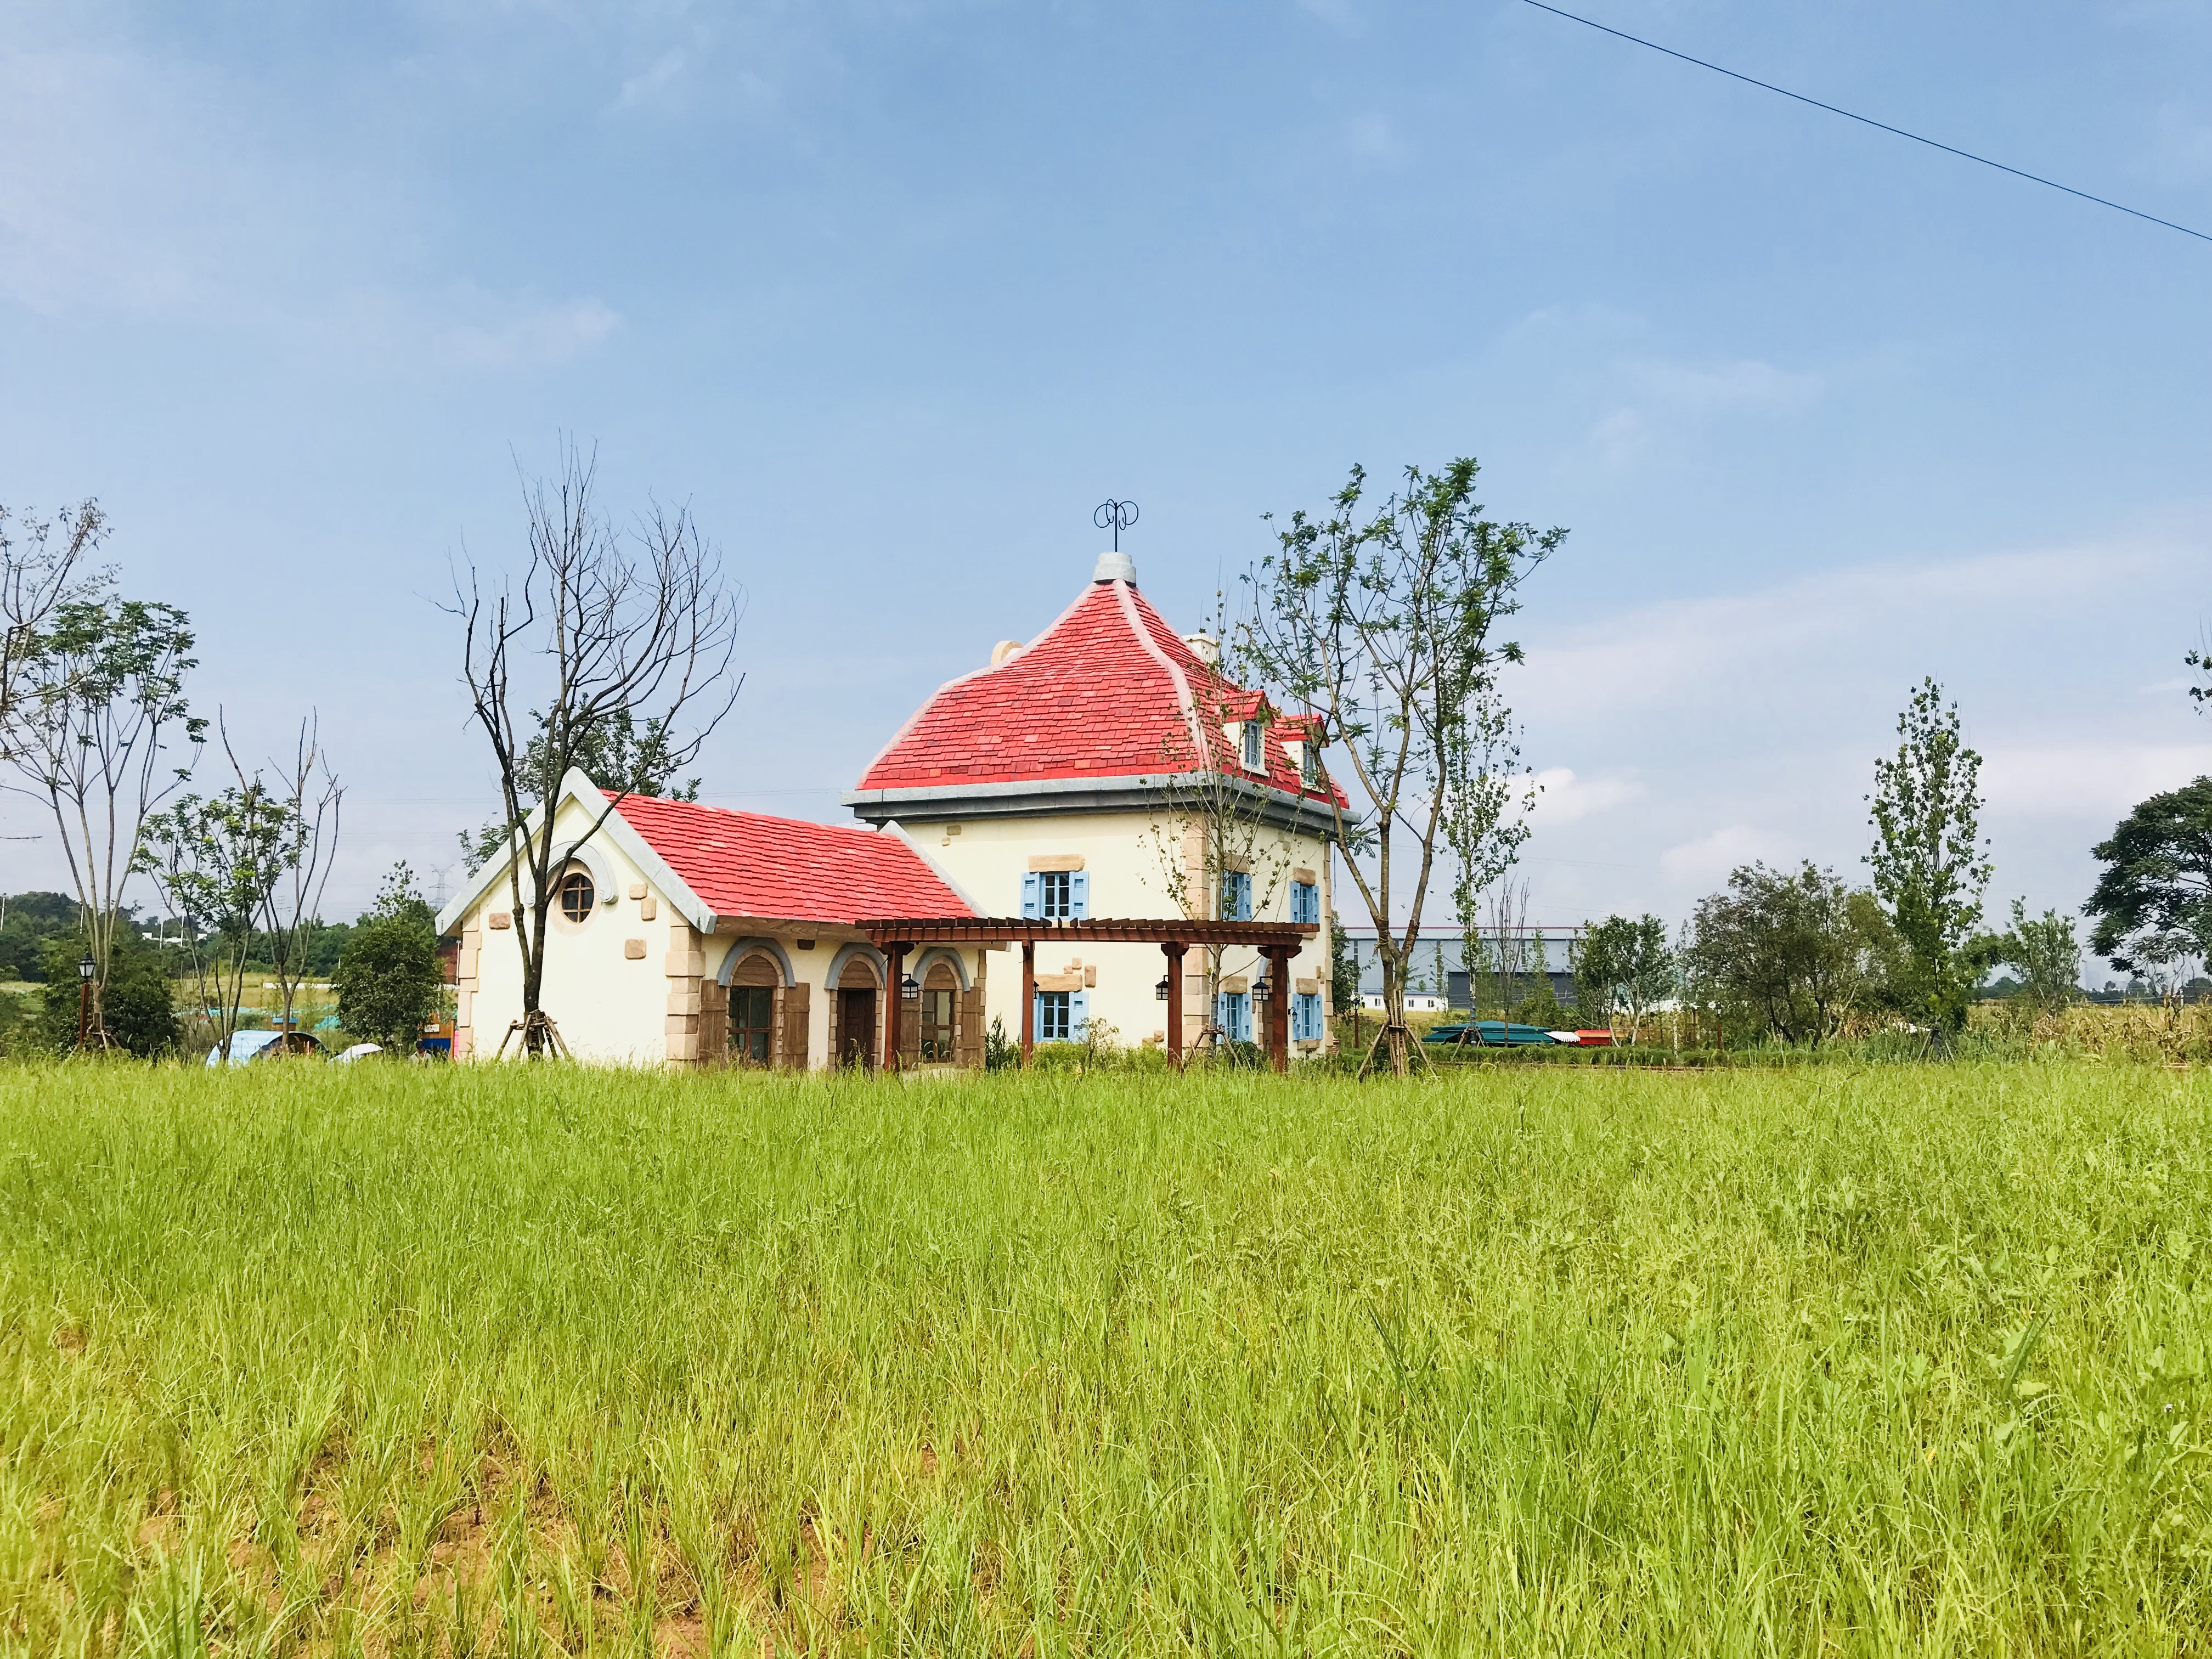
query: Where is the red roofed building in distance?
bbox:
[845,548,1345,1059]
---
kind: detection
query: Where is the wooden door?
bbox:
[838,988,877,1069]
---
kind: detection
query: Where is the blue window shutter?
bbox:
[1069,871,1090,919]
[1071,990,1088,1040]
[1216,990,1229,1032]
[1233,872,1252,921]
[1021,872,1041,919]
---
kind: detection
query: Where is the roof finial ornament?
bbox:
[1094,498,1138,550]
[1092,498,1139,584]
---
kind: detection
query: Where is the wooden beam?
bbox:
[860,917,1317,949]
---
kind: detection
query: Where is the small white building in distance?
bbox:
[440,550,1344,1067]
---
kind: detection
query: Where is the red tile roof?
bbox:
[855,576,1343,805]
[610,793,973,925]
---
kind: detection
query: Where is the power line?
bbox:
[1520,0,2212,246]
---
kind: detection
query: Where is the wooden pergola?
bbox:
[857,917,1321,1071]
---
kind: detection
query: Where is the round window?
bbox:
[558,868,596,922]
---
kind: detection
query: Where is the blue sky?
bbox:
[3,0,2209,958]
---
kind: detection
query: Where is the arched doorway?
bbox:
[833,956,880,1069]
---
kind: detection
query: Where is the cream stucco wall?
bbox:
[454,797,686,1064]
[453,796,993,1068]
[893,809,1335,1057]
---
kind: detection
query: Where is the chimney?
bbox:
[1183,633,1220,668]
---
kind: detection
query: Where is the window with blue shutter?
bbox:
[1216,990,1251,1042]
[1021,871,1041,919]
[1294,991,1322,1041]
[1069,870,1090,919]
[1220,871,1251,922]
[1291,881,1318,924]
[1037,990,1071,1041]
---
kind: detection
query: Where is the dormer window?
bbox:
[1242,720,1263,771]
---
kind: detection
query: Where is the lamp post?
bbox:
[77,952,95,1051]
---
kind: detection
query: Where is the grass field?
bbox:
[4,1062,2210,1656]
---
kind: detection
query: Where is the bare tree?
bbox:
[448,443,742,1056]
[236,718,342,1035]
[1241,460,1562,1075]
[2,594,202,1040]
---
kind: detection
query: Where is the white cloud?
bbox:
[1344,115,1410,162]
[2150,104,2212,182]
[438,295,623,368]
[1588,356,1823,464]
[1296,0,1365,36]
[1521,766,1645,825]
[1660,824,1793,885]
[614,48,690,112]
[1980,743,2212,819]
[1517,537,2193,727]
[0,43,271,315]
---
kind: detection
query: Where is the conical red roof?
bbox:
[854,575,1338,805]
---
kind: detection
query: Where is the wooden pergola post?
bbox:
[1162,941,1186,1070]
[1020,938,1035,1066]
[855,918,1319,1078]
[882,942,905,1072]
[1267,944,1292,1073]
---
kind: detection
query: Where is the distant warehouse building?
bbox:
[1339,923,1582,1012]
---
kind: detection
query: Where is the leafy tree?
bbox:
[1,596,202,1042]
[0,891,91,981]
[1865,678,1991,1036]
[1980,899,2081,1012]
[1685,863,1894,1046]
[138,778,298,1057]
[2083,777,2212,976]
[1577,913,1676,1043]
[1,499,108,743]
[1240,459,1564,1074]
[333,864,445,1055]
[36,927,177,1057]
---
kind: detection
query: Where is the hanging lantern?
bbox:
[1155,975,1171,1001]
[900,972,921,1002]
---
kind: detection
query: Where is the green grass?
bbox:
[3,1062,2211,1656]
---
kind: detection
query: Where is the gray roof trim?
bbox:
[843,772,1352,838]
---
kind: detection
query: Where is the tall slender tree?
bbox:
[1865,678,1991,1038]
[1242,460,1561,1074]
[2,595,201,1039]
